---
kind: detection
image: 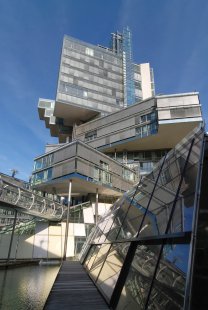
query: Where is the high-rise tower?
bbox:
[38,27,155,143]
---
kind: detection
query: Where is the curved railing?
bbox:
[0,179,64,220]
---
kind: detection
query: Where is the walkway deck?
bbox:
[44,261,109,310]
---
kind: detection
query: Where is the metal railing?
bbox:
[0,179,64,221]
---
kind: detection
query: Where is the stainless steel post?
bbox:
[63,179,72,260]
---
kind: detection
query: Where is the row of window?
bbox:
[63,49,123,74]
[94,161,111,184]
[134,80,142,90]
[34,154,54,171]
[123,168,135,182]
[61,71,123,97]
[85,130,97,142]
[94,167,112,185]
[64,38,122,66]
[59,81,120,106]
[135,95,143,102]
[134,64,141,74]
[61,64,123,91]
[107,150,168,162]
[0,218,14,224]
[93,161,135,185]
[135,111,157,125]
[62,58,122,82]
[32,168,52,185]
[0,209,14,215]
[134,72,141,81]
[170,106,201,119]
[83,113,157,143]
[59,81,87,99]
[135,122,158,138]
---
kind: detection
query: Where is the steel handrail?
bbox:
[0,179,65,220]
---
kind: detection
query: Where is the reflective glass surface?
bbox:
[96,242,131,300]
[82,126,204,308]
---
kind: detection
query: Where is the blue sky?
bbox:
[0,0,207,180]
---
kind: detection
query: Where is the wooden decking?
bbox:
[44,261,109,309]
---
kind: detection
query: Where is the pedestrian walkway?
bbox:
[44,261,109,309]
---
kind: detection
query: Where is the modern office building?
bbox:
[0,27,207,309]
[31,28,202,261]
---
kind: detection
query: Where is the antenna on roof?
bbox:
[10,169,19,178]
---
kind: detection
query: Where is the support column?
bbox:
[63,179,72,260]
[95,188,99,225]
[7,210,18,263]
[114,148,117,161]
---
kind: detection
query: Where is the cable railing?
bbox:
[0,179,65,221]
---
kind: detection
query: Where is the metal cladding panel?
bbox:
[52,159,75,179]
[111,175,122,191]
[98,118,135,136]
[76,159,92,178]
[77,144,100,166]
[157,94,199,108]
[157,94,202,122]
[53,143,76,164]
[77,144,123,176]
[110,128,135,144]
[56,92,120,115]
[77,144,122,176]
[109,160,123,176]
[75,98,155,136]
[111,175,132,192]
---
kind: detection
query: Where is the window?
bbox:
[85,47,94,57]
[123,168,135,182]
[134,80,142,90]
[140,111,156,123]
[135,122,158,138]
[93,161,112,185]
[85,130,97,142]
[83,91,88,98]
[140,162,154,173]
[34,153,54,171]
[59,81,87,99]
[32,168,52,185]
[100,161,109,171]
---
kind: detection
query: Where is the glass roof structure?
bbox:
[80,125,205,309]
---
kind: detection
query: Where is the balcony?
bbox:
[32,141,138,196]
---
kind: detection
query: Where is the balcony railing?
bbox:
[0,179,64,221]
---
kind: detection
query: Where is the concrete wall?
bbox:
[140,63,152,100]
[74,98,155,149]
[0,221,88,260]
[157,93,201,122]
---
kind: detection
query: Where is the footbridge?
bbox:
[0,177,65,221]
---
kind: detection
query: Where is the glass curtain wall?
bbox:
[81,126,204,309]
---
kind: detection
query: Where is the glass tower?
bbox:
[111,27,135,106]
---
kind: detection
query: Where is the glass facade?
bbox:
[34,153,54,171]
[122,27,135,106]
[57,35,124,111]
[32,168,52,185]
[81,126,204,309]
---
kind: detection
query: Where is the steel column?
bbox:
[7,209,18,263]
[63,179,72,260]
